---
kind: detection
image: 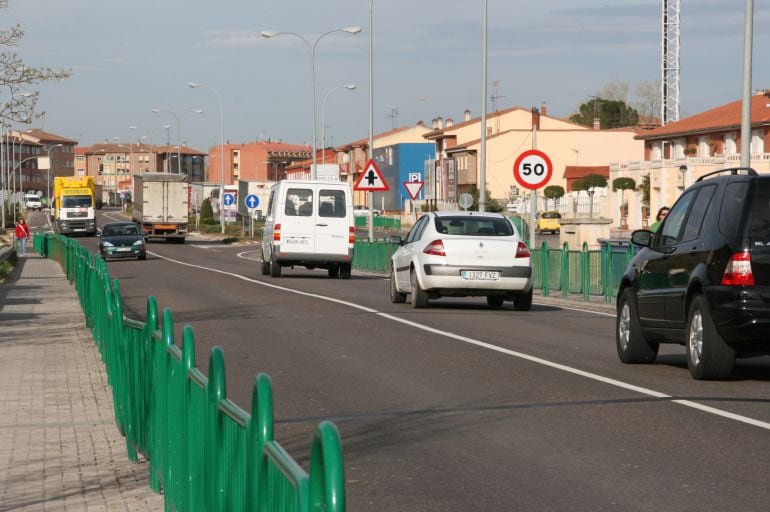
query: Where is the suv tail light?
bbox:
[721,250,754,286]
[515,241,530,258]
[423,240,446,256]
[349,226,355,245]
[273,223,281,242]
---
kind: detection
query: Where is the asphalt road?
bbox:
[30,209,770,511]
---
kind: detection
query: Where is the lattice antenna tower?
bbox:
[385,105,399,130]
[491,80,506,133]
[661,0,681,124]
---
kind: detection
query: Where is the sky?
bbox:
[5,0,770,153]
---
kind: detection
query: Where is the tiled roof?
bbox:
[20,129,78,145]
[636,90,770,140]
[563,166,609,179]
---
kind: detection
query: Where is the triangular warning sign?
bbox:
[354,159,390,191]
[403,181,424,200]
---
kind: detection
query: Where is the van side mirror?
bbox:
[631,230,652,248]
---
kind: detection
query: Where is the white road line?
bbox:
[152,252,770,431]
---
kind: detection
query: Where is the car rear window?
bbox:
[749,180,770,245]
[434,216,514,236]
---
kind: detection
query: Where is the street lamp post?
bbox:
[9,156,38,222]
[261,26,361,179]
[152,108,203,174]
[188,82,226,234]
[46,143,63,209]
[321,84,356,164]
[368,0,375,242]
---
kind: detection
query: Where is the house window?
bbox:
[751,129,764,155]
[698,137,709,157]
[651,142,663,160]
[723,132,737,155]
[672,139,686,159]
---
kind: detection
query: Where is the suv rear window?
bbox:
[719,181,750,235]
[749,180,770,245]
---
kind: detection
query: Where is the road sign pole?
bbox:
[368,191,374,242]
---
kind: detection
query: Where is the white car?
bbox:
[389,211,533,309]
[353,205,382,217]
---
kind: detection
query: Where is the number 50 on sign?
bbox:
[513,149,553,190]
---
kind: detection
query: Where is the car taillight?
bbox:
[349,226,355,245]
[423,240,446,256]
[721,250,754,286]
[515,241,530,258]
[273,223,281,242]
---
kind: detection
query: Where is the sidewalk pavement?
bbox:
[0,251,163,511]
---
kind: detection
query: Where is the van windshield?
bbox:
[541,212,561,219]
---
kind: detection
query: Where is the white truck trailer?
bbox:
[132,173,189,243]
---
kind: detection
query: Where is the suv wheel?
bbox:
[389,266,406,303]
[616,288,659,364]
[686,295,735,380]
[339,263,352,280]
[410,270,429,308]
[328,264,340,278]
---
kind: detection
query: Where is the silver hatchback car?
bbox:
[389,211,533,309]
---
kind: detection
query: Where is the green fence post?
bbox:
[582,242,590,302]
[561,241,570,300]
[246,373,274,511]
[207,346,227,512]
[541,241,550,297]
[308,421,346,512]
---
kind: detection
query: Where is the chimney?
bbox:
[432,117,438,129]
[464,109,471,121]
[540,102,547,117]
[593,118,601,130]
[436,116,444,130]
[417,120,424,127]
[446,118,454,128]
[531,107,540,130]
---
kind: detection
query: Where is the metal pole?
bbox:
[740,0,754,168]
[47,144,63,209]
[368,0,375,242]
[1,124,5,229]
[530,116,537,249]
[479,0,488,212]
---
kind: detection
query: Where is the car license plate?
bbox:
[116,247,132,252]
[461,270,500,281]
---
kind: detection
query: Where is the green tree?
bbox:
[543,185,565,210]
[570,97,640,129]
[0,1,71,124]
[613,177,636,219]
[469,186,504,212]
[200,198,215,224]
[572,174,607,218]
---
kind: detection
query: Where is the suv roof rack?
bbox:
[696,167,757,182]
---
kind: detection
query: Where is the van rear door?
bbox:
[279,186,316,255]
[315,186,350,257]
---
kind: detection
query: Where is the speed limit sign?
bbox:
[513,149,553,190]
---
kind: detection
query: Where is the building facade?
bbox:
[610,89,770,230]
[10,129,78,201]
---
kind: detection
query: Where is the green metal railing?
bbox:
[353,238,636,304]
[354,215,401,230]
[35,232,346,512]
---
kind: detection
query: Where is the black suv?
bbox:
[616,167,770,380]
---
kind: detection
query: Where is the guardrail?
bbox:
[34,232,346,512]
[354,215,401,230]
[352,238,636,305]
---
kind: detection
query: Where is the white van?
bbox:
[261,180,355,278]
[24,194,42,211]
